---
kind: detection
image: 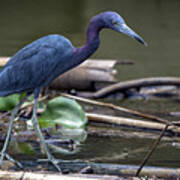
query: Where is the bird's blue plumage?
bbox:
[0,11,146,97]
[0,11,146,171]
[0,34,75,96]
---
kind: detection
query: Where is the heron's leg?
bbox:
[0,93,31,167]
[4,152,23,169]
[32,91,61,172]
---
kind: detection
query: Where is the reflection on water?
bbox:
[0,0,180,168]
[5,135,180,168]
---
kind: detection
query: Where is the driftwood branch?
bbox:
[80,77,180,98]
[60,93,177,127]
[86,113,180,135]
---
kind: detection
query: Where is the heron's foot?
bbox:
[0,152,23,169]
[48,156,61,172]
[0,151,5,166]
[39,156,61,172]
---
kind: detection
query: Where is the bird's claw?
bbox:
[52,161,61,172]
[38,157,61,172]
[0,152,23,169]
[48,156,61,172]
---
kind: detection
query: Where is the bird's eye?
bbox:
[112,21,118,25]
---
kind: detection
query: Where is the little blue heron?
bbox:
[0,11,146,171]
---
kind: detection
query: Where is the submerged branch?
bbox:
[80,77,180,98]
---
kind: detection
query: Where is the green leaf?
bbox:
[17,142,35,155]
[0,94,20,111]
[39,97,87,129]
[9,139,35,156]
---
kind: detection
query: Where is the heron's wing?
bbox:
[0,36,74,96]
[0,47,57,95]
[5,44,41,68]
[5,34,72,67]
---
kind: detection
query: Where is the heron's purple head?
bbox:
[94,11,147,46]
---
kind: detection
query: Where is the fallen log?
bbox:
[49,59,118,90]
[0,170,120,180]
[1,163,180,179]
[0,57,118,90]
[0,57,9,66]
[0,57,133,69]
[140,85,178,96]
[21,161,180,178]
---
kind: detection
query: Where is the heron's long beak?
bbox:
[119,24,147,46]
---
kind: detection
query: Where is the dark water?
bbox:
[0,0,180,168]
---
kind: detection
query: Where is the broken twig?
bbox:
[135,124,169,177]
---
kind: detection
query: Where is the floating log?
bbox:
[0,57,118,90]
[140,85,178,96]
[0,170,120,180]
[0,57,9,66]
[49,67,115,90]
[49,59,117,90]
[20,161,180,178]
[0,57,131,69]
[53,162,180,178]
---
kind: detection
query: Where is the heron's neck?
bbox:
[73,17,102,65]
